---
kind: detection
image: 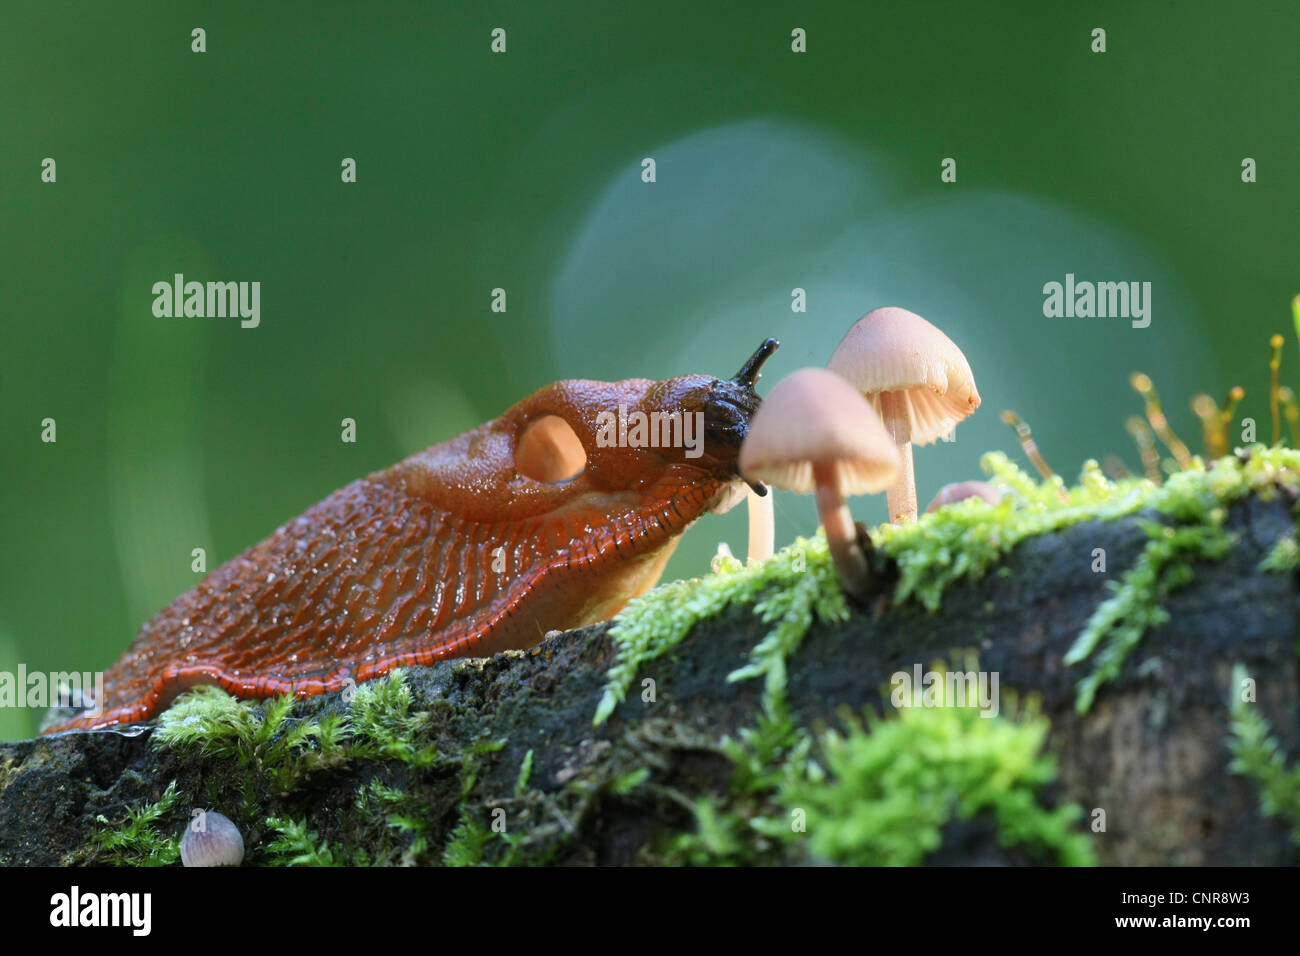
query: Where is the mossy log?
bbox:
[1,486,1297,866]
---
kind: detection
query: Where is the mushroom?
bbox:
[738,368,900,599]
[827,307,981,523]
[180,810,244,867]
[925,480,1002,514]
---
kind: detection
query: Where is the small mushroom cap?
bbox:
[739,368,900,495]
[828,307,981,445]
[181,810,244,867]
[925,480,1003,514]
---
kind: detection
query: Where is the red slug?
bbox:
[45,340,778,733]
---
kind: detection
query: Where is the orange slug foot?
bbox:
[44,340,778,733]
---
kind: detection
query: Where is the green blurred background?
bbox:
[3,1,1298,738]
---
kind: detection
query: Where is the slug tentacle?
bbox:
[46,342,778,733]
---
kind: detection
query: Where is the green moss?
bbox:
[599,446,1300,728]
[1066,518,1234,713]
[783,699,1093,866]
[264,815,340,866]
[597,449,1300,864]
[664,698,810,865]
[1227,664,1300,844]
[154,669,439,794]
[609,767,651,796]
[153,685,349,794]
[153,685,296,760]
[440,741,515,868]
[87,780,185,866]
[353,780,433,866]
[441,806,493,866]
[668,795,761,865]
[876,457,1139,613]
[1260,501,1300,572]
[667,670,1092,866]
[1260,534,1299,572]
[82,448,1297,867]
[595,533,848,725]
[347,671,440,768]
[146,666,533,866]
[457,737,506,796]
[514,748,534,797]
[727,556,850,708]
[146,670,476,865]
[435,737,520,866]
[874,449,1293,613]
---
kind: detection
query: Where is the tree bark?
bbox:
[0,493,1296,866]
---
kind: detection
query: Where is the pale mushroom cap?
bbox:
[925,480,1003,514]
[180,811,245,867]
[739,368,900,495]
[827,306,981,445]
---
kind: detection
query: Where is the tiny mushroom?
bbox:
[925,480,1002,514]
[828,307,981,523]
[739,368,900,600]
[181,810,245,867]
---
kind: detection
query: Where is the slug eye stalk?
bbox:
[702,337,780,491]
[732,337,780,389]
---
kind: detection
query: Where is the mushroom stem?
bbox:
[879,392,917,523]
[812,462,870,599]
[745,484,774,563]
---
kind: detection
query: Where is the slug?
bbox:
[45,340,779,733]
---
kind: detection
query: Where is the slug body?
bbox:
[46,341,778,733]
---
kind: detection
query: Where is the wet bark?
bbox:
[0,494,1296,866]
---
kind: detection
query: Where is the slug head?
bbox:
[383,339,779,521]
[571,337,778,493]
[699,337,780,490]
